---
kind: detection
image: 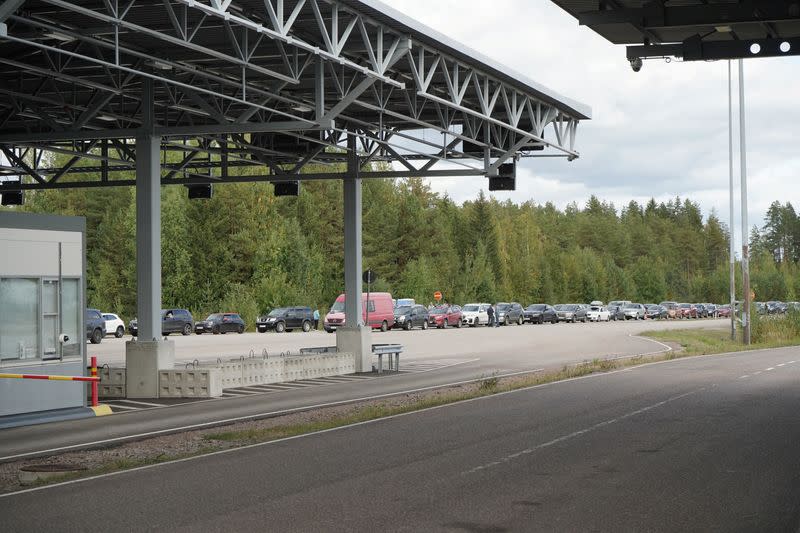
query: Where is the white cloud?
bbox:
[391,0,800,240]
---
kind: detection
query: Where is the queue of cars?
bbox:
[93,294,753,343]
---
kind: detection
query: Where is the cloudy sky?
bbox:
[392,0,799,240]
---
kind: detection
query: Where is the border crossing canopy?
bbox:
[0,0,590,189]
[551,0,800,63]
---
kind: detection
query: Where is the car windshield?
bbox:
[395,306,412,315]
[590,306,601,311]
[679,303,691,308]
[268,308,288,317]
[463,305,480,312]
[430,307,448,315]
[624,304,638,309]
[330,301,345,313]
[527,305,546,311]
[205,313,222,320]
[496,304,510,311]
[564,304,578,311]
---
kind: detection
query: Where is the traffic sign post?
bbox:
[363,270,376,328]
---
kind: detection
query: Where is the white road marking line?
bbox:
[738,375,749,379]
[777,363,785,367]
[104,404,139,411]
[462,388,705,476]
[766,367,775,371]
[409,358,481,373]
[788,361,796,364]
[754,371,762,375]
[110,399,166,408]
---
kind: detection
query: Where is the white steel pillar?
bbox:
[738,59,751,345]
[336,133,371,372]
[126,78,174,397]
[728,60,736,341]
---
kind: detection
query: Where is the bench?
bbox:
[372,344,403,374]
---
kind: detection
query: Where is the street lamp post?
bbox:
[728,60,736,341]
[738,59,751,345]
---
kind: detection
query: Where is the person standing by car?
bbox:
[487,304,494,328]
[313,309,320,330]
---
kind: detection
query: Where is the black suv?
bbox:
[195,313,246,334]
[393,305,430,330]
[524,304,558,324]
[496,302,524,325]
[256,307,314,333]
[129,308,194,337]
[86,308,106,344]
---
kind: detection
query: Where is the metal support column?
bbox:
[336,133,371,372]
[728,60,736,341]
[135,78,161,342]
[343,134,363,328]
[126,78,174,398]
[738,59,751,345]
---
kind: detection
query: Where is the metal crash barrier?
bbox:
[0,356,101,407]
[372,344,403,374]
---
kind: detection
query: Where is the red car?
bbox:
[717,305,732,318]
[428,305,463,328]
[678,303,697,319]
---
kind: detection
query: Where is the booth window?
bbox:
[0,277,82,361]
[61,279,81,358]
[0,278,39,361]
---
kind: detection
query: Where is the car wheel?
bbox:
[441,319,447,329]
[276,321,285,333]
[182,323,192,336]
[302,320,311,333]
[90,328,102,344]
[238,325,244,334]
[422,321,428,330]
[212,325,220,335]
[380,320,388,332]
[114,326,124,338]
[455,319,462,328]
[404,321,412,331]
[517,315,523,326]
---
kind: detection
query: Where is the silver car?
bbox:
[623,303,646,320]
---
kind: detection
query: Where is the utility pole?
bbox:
[738,59,751,345]
[728,60,736,341]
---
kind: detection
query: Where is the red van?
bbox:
[324,292,394,333]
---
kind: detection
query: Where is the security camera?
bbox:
[630,57,643,73]
[58,333,70,344]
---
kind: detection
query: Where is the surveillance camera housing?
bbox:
[630,57,643,73]
[58,333,70,344]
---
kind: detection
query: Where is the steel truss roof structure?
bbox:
[552,1,800,62]
[0,0,590,191]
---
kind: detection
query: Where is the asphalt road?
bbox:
[4,346,800,532]
[1,320,719,461]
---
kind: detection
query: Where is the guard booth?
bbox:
[0,211,87,421]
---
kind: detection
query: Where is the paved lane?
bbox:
[0,320,704,460]
[5,346,800,532]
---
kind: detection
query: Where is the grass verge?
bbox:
[644,323,800,357]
